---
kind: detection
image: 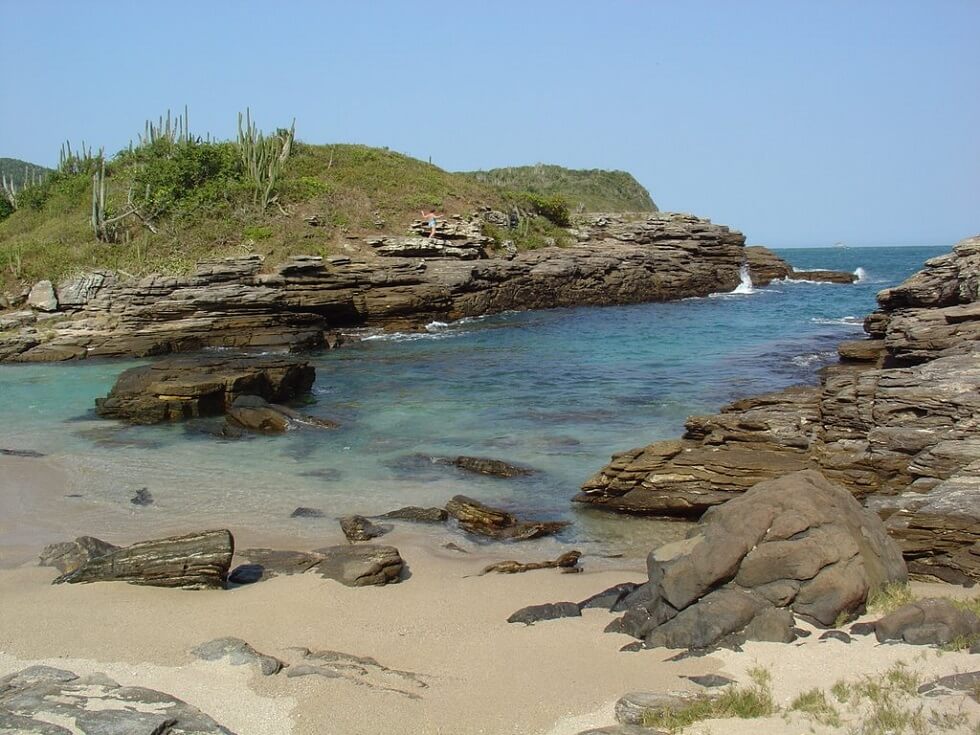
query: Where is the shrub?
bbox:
[515,191,571,227]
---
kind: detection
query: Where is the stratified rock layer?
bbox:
[577,235,980,583]
[0,213,745,362]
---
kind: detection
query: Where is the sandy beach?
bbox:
[2,456,978,735]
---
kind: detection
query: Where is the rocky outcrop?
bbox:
[51,530,233,589]
[0,666,234,734]
[94,355,315,425]
[0,213,745,362]
[366,213,493,259]
[745,245,856,285]
[578,235,980,583]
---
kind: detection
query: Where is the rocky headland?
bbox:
[576,235,980,585]
[0,212,860,364]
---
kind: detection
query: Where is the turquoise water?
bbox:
[0,246,946,552]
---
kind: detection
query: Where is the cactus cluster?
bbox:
[1,165,48,210]
[138,106,192,147]
[237,109,295,210]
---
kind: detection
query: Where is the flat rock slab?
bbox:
[0,665,234,734]
[378,506,448,523]
[451,456,535,478]
[95,356,315,425]
[53,529,234,589]
[283,647,428,699]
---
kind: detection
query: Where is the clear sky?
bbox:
[2,1,977,247]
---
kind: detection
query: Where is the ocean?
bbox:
[0,246,947,555]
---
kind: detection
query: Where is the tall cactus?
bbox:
[237,109,295,210]
[139,105,191,147]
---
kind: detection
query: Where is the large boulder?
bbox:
[52,530,234,589]
[610,471,906,649]
[26,280,58,312]
[94,356,315,425]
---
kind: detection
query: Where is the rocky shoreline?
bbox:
[0,212,856,364]
[576,235,980,585]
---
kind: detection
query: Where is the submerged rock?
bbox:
[452,456,535,478]
[445,495,569,541]
[378,506,449,523]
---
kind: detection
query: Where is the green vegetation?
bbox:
[0,158,51,188]
[789,688,842,727]
[867,582,916,615]
[462,163,657,213]
[642,666,776,732]
[1,111,660,293]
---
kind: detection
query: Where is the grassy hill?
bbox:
[462,164,657,213]
[0,114,658,293]
[0,158,52,188]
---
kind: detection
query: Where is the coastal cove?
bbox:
[0,246,942,564]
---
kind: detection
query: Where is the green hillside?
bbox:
[0,158,52,188]
[0,113,654,293]
[462,164,657,213]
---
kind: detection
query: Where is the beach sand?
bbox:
[1,455,978,735]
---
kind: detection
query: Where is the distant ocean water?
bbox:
[0,246,947,553]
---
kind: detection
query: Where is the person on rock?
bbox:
[421,208,443,239]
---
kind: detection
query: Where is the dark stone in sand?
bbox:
[339,514,391,542]
[290,506,324,518]
[130,487,154,506]
[443,542,469,553]
[507,602,582,625]
[918,671,980,699]
[228,564,264,584]
[849,622,876,636]
[0,448,45,457]
[379,506,449,523]
[191,636,284,676]
[452,455,535,478]
[445,494,569,541]
[311,544,404,586]
[874,598,980,646]
[297,467,344,481]
[820,630,852,643]
[579,583,640,611]
[54,529,233,589]
[685,673,736,688]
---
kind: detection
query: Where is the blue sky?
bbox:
[2,1,977,247]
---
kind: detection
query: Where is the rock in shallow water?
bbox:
[339,514,391,542]
[445,494,569,541]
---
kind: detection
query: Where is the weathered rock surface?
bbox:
[283,648,428,699]
[445,495,570,540]
[474,550,581,576]
[94,356,315,425]
[52,529,233,589]
[0,665,234,734]
[578,235,980,582]
[452,456,535,477]
[339,514,391,542]
[26,280,58,312]
[874,598,980,646]
[0,213,745,362]
[602,471,906,650]
[39,536,120,575]
[507,602,582,625]
[191,637,284,675]
[615,691,705,727]
[239,544,405,586]
[378,506,449,523]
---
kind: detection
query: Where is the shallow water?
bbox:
[0,246,945,555]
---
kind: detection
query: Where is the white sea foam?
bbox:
[425,321,450,331]
[709,265,756,298]
[810,316,864,328]
[791,351,838,368]
[854,267,868,283]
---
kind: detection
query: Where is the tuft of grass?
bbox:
[836,662,928,735]
[951,596,980,618]
[867,582,915,615]
[641,666,775,732]
[789,688,842,727]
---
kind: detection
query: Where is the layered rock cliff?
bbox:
[577,235,980,584]
[0,213,745,362]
